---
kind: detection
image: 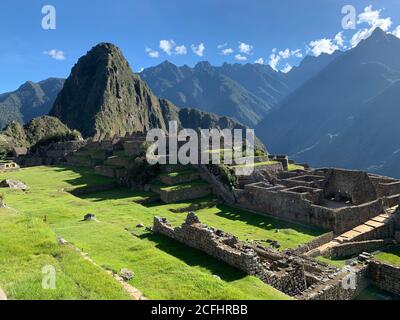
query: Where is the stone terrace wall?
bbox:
[369,260,400,296]
[334,199,385,234]
[291,232,335,255]
[153,213,307,296]
[329,240,392,259]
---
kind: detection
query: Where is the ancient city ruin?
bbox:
[5,133,400,300]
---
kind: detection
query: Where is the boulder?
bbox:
[0,179,29,191]
[58,237,68,245]
[119,268,134,281]
[83,213,96,221]
[136,224,145,228]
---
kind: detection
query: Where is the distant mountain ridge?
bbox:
[257,28,400,177]
[140,61,292,127]
[0,78,64,129]
[48,43,260,147]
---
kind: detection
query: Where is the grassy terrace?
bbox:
[232,161,279,169]
[376,246,400,266]
[288,164,305,171]
[159,169,198,178]
[152,179,208,192]
[0,166,323,300]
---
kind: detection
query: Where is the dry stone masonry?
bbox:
[153,212,350,298]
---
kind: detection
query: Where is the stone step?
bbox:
[313,207,397,257]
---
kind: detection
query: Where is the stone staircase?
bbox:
[308,206,398,258]
[150,165,212,203]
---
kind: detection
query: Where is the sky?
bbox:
[1,0,400,92]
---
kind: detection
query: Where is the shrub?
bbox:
[207,164,238,190]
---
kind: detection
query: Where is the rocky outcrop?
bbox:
[0,179,29,191]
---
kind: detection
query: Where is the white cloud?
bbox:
[350,5,393,48]
[334,32,345,48]
[279,48,291,59]
[191,43,205,57]
[254,57,264,64]
[43,49,65,60]
[235,54,247,61]
[291,49,303,58]
[350,28,373,47]
[175,45,187,55]
[138,67,144,73]
[238,42,253,54]
[281,63,293,73]
[392,26,400,38]
[159,40,176,55]
[277,48,303,60]
[217,43,228,49]
[145,47,159,58]
[357,5,391,31]
[308,38,339,56]
[221,48,234,55]
[268,53,281,71]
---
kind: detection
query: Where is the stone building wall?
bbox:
[299,264,369,300]
[234,184,336,231]
[324,169,377,205]
[369,260,400,296]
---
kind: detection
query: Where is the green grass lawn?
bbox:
[375,246,400,266]
[288,164,305,171]
[0,165,323,300]
[0,208,131,300]
[152,179,209,192]
[315,256,347,268]
[232,161,279,169]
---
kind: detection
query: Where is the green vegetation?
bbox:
[0,166,325,300]
[160,169,198,178]
[315,256,347,268]
[0,208,131,300]
[152,179,209,192]
[232,161,279,169]
[288,164,305,171]
[376,246,400,266]
[0,116,82,156]
[208,164,238,190]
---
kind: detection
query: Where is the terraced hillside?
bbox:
[0,166,326,300]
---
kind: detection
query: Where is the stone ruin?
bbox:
[0,161,19,172]
[152,212,365,298]
[234,168,400,234]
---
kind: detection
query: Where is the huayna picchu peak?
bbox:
[49,43,167,139]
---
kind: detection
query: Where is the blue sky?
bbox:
[1,0,400,92]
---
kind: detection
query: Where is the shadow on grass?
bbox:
[50,165,115,187]
[140,232,247,282]
[78,189,157,202]
[214,204,324,237]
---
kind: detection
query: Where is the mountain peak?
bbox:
[370,27,387,38]
[194,61,213,71]
[50,42,167,139]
